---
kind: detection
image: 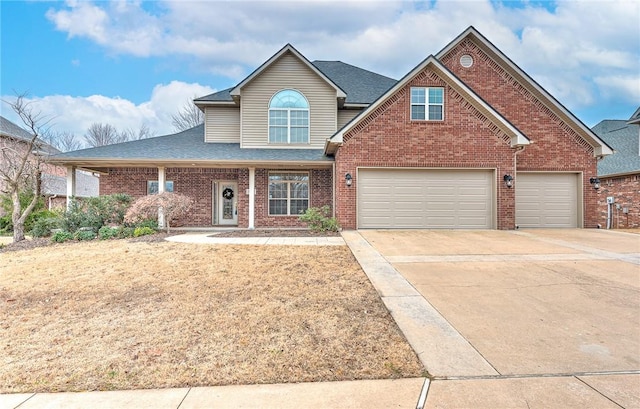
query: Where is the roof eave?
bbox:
[437,26,613,158]
[48,157,334,169]
[229,44,347,99]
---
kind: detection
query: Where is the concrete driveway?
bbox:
[345,229,640,408]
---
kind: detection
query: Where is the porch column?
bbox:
[248,167,255,229]
[66,165,76,210]
[157,166,166,229]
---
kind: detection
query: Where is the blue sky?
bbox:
[1,0,639,144]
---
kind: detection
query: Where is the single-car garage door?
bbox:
[358,169,494,229]
[516,173,579,228]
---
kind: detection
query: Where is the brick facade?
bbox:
[100,167,332,228]
[332,37,600,230]
[596,174,640,228]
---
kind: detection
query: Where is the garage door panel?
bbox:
[516,173,578,228]
[358,169,493,229]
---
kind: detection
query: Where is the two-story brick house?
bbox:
[51,27,612,230]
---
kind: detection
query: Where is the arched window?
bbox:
[269,89,309,144]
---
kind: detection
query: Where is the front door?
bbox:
[218,181,238,225]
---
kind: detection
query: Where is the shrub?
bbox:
[299,205,340,232]
[133,226,155,237]
[117,227,135,239]
[133,218,158,230]
[62,194,132,233]
[51,231,73,243]
[30,216,61,237]
[74,229,97,241]
[98,226,119,240]
[125,192,193,232]
[0,192,46,233]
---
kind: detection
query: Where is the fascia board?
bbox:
[229,44,347,99]
[437,27,613,157]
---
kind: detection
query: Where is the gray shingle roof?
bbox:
[42,171,99,197]
[0,115,60,155]
[592,120,640,176]
[52,124,332,163]
[312,61,397,104]
[194,61,396,105]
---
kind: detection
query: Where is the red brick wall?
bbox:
[596,174,640,228]
[335,67,516,230]
[254,168,333,228]
[440,38,599,228]
[99,167,332,228]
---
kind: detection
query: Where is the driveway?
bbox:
[344,229,640,408]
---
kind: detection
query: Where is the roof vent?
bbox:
[460,54,473,68]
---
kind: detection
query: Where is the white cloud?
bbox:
[1,81,215,144]
[39,0,640,125]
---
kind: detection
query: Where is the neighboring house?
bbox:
[50,27,612,230]
[0,116,99,211]
[592,108,640,228]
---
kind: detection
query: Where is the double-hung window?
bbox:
[269,89,309,144]
[410,87,444,121]
[268,172,309,215]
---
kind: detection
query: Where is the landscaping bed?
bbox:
[0,240,423,393]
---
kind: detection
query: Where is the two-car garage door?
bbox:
[358,169,494,229]
[357,169,580,229]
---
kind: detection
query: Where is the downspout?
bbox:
[48,194,58,211]
[513,146,526,229]
[332,161,336,218]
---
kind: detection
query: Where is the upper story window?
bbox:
[410,87,444,121]
[269,89,309,144]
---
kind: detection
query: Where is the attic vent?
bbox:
[460,54,474,68]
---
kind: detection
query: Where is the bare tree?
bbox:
[45,130,84,152]
[85,122,156,147]
[84,123,126,147]
[120,123,155,141]
[0,94,49,242]
[171,99,204,132]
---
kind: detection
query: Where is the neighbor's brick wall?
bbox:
[99,167,332,228]
[440,37,599,228]
[336,68,516,230]
[596,174,640,228]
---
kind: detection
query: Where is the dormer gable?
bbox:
[229,44,347,104]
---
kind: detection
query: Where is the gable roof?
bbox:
[229,44,346,101]
[49,124,333,170]
[437,26,613,157]
[0,115,60,155]
[325,55,530,154]
[628,107,640,125]
[195,61,396,107]
[593,120,640,177]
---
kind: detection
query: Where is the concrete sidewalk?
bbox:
[2,378,427,409]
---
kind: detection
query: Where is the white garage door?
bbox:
[358,169,494,229]
[516,173,579,228]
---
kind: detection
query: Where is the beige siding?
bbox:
[240,52,337,149]
[337,109,362,129]
[205,107,240,143]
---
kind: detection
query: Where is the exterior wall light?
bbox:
[590,177,600,190]
[345,173,353,186]
[503,174,513,188]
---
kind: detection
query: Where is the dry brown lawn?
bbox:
[0,239,423,393]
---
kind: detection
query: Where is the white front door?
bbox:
[218,181,238,225]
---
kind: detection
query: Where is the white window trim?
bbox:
[268,89,310,144]
[410,87,444,121]
[268,171,310,216]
